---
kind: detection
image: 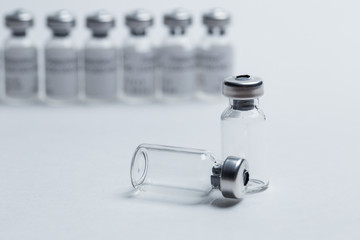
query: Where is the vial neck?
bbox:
[207,27,226,36]
[53,32,70,38]
[230,98,259,111]
[169,27,186,36]
[93,32,108,38]
[130,29,146,36]
[12,31,26,37]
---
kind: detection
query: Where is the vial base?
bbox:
[246,179,269,193]
[44,96,79,106]
[196,91,223,102]
[122,94,156,104]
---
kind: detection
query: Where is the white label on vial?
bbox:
[198,45,233,95]
[160,47,196,97]
[85,48,117,99]
[4,47,38,98]
[45,48,78,99]
[123,47,156,97]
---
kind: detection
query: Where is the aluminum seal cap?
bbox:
[203,8,230,28]
[223,75,264,99]
[5,9,34,32]
[164,8,192,28]
[47,9,76,34]
[220,157,249,199]
[125,9,153,31]
[87,10,115,34]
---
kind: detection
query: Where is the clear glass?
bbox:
[221,98,269,192]
[159,28,196,101]
[84,35,118,101]
[131,144,216,196]
[3,33,38,102]
[122,33,156,103]
[45,34,79,103]
[197,28,233,99]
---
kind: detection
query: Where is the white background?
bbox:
[1,0,360,239]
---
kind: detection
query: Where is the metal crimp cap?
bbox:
[164,8,192,28]
[47,9,76,34]
[222,74,264,99]
[87,10,115,34]
[5,9,34,32]
[125,9,153,31]
[220,157,249,199]
[203,8,231,28]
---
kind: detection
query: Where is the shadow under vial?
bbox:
[119,187,242,208]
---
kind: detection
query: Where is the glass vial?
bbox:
[159,8,196,100]
[45,10,78,102]
[131,144,249,199]
[84,10,117,101]
[198,8,233,99]
[221,75,268,193]
[3,9,38,102]
[122,9,156,102]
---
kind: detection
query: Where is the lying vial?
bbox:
[3,9,38,102]
[122,9,156,102]
[198,8,233,99]
[221,75,268,193]
[45,10,78,102]
[159,8,196,100]
[130,144,250,200]
[84,10,117,101]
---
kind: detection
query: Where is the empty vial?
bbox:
[159,8,196,100]
[3,9,38,101]
[131,144,250,199]
[221,75,268,193]
[198,8,233,99]
[84,10,117,101]
[122,9,156,102]
[45,10,78,102]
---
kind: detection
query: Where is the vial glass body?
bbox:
[122,34,156,102]
[84,36,117,101]
[197,29,233,99]
[3,34,38,101]
[221,98,268,192]
[131,144,216,195]
[159,30,196,100]
[45,34,79,102]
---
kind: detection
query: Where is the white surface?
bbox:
[1,0,360,239]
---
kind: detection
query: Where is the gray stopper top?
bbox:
[5,9,34,32]
[47,9,76,34]
[164,8,192,28]
[223,75,264,99]
[220,157,249,199]
[125,9,153,31]
[87,10,115,34]
[203,8,231,28]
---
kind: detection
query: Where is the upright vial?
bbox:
[131,144,249,199]
[221,75,268,193]
[84,10,117,101]
[3,9,38,101]
[160,8,196,100]
[45,10,78,102]
[198,8,233,98]
[123,9,156,102]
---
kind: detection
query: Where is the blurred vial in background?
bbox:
[198,8,233,99]
[45,10,78,103]
[3,9,38,102]
[221,75,268,193]
[84,10,117,102]
[122,9,156,103]
[159,8,196,101]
